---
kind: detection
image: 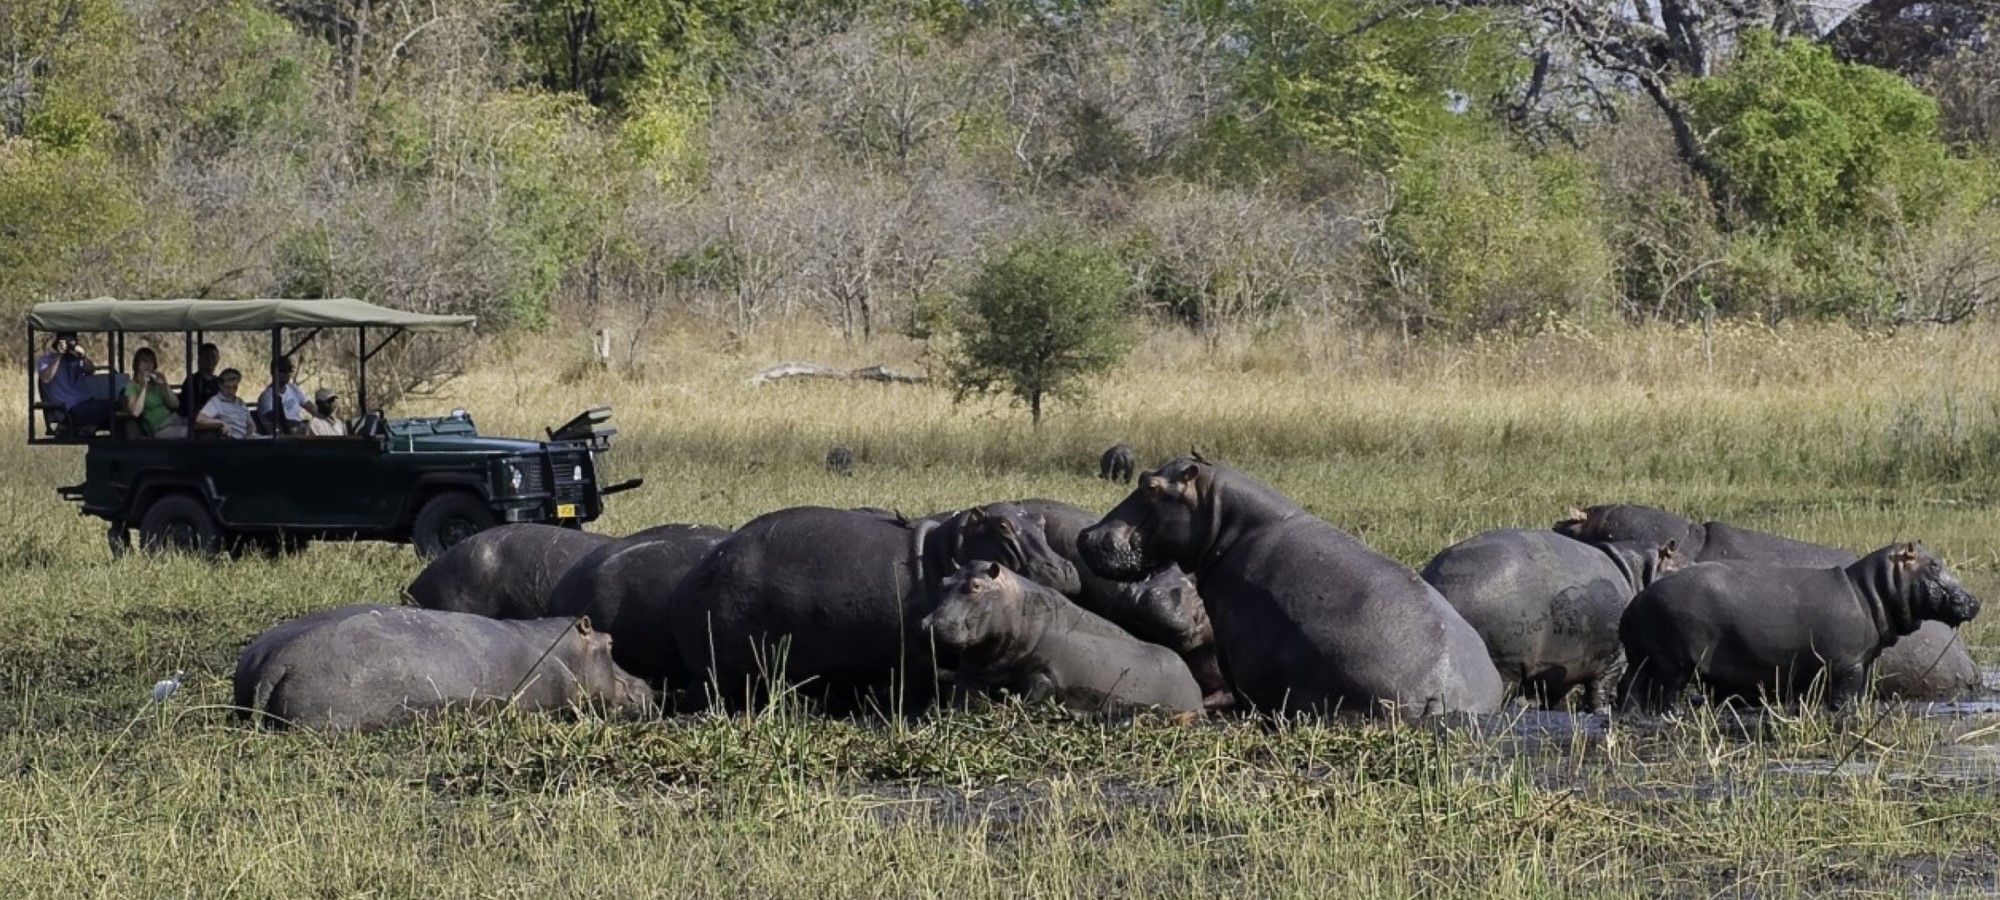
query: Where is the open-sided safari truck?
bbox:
[27,298,641,558]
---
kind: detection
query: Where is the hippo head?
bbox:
[1555,504,1696,548]
[1080,457,1208,580]
[921,560,1023,652]
[1893,542,1983,628]
[947,503,1081,596]
[1125,565,1211,652]
[565,618,658,719]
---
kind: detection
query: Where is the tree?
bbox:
[950,231,1131,427]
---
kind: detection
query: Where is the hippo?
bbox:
[1617,542,1982,712]
[1555,504,1982,699]
[1004,500,1232,708]
[826,446,855,477]
[668,503,1081,714]
[1080,457,1504,719]
[1099,443,1135,483]
[1421,529,1680,710]
[544,523,733,683]
[923,561,1203,714]
[233,604,656,730]
[404,524,611,619]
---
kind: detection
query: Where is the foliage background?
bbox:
[6,0,1997,349]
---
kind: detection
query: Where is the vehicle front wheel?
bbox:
[411,492,496,559]
[138,495,223,556]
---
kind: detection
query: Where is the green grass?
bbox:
[4,321,1999,896]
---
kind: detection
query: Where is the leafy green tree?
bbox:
[950,231,1132,427]
[1683,30,1949,232]
[1186,0,1521,174]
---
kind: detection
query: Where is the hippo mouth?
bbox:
[1923,578,1982,627]
[1079,524,1151,580]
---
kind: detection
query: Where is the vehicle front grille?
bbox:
[551,450,588,502]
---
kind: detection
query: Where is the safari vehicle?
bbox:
[26,298,641,558]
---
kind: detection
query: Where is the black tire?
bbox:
[138,494,223,556]
[411,491,497,559]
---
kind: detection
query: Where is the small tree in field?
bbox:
[951,232,1132,426]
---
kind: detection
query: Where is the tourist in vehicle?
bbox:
[197,369,253,439]
[33,331,114,433]
[305,388,347,436]
[180,342,221,425]
[122,348,185,439]
[257,356,311,434]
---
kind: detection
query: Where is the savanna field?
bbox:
[6,321,2000,897]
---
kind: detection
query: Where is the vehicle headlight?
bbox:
[509,466,525,492]
[572,465,584,481]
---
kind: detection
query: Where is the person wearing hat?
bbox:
[33,331,115,433]
[304,387,346,437]
[256,355,311,434]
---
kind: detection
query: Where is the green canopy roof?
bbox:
[26,298,476,333]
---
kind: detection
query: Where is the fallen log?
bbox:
[748,362,929,386]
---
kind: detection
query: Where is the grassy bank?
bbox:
[3,321,1999,896]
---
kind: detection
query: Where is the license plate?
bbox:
[555,503,577,519]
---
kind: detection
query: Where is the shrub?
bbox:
[950,231,1133,426]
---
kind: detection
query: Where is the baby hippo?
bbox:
[923,561,1204,715]
[1618,542,1982,712]
[1090,565,1233,710]
[234,604,657,730]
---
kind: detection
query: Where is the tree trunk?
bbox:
[1030,391,1042,427]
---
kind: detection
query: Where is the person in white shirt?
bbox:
[305,388,347,437]
[257,356,311,433]
[196,369,253,439]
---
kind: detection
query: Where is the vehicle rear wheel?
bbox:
[411,492,496,559]
[138,494,223,556]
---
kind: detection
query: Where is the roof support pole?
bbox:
[358,326,368,415]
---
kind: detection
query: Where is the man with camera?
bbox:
[34,331,115,434]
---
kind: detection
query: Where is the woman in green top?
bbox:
[124,347,186,439]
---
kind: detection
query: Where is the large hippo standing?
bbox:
[1079,457,1504,719]
[233,604,655,729]
[1010,499,1231,708]
[1555,504,1981,700]
[1617,543,1982,711]
[923,561,1203,714]
[405,524,612,619]
[545,523,733,683]
[1422,530,1680,710]
[668,503,1080,713]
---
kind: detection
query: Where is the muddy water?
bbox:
[1465,665,2000,795]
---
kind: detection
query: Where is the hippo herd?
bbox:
[231,456,1988,730]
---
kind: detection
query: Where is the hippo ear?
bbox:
[573,616,594,635]
[1661,539,1678,560]
[983,560,1003,580]
[1172,463,1200,484]
[1893,542,1920,565]
[1568,507,1589,523]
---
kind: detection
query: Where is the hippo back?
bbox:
[405,524,613,619]
[546,523,732,682]
[668,507,935,708]
[235,606,651,729]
